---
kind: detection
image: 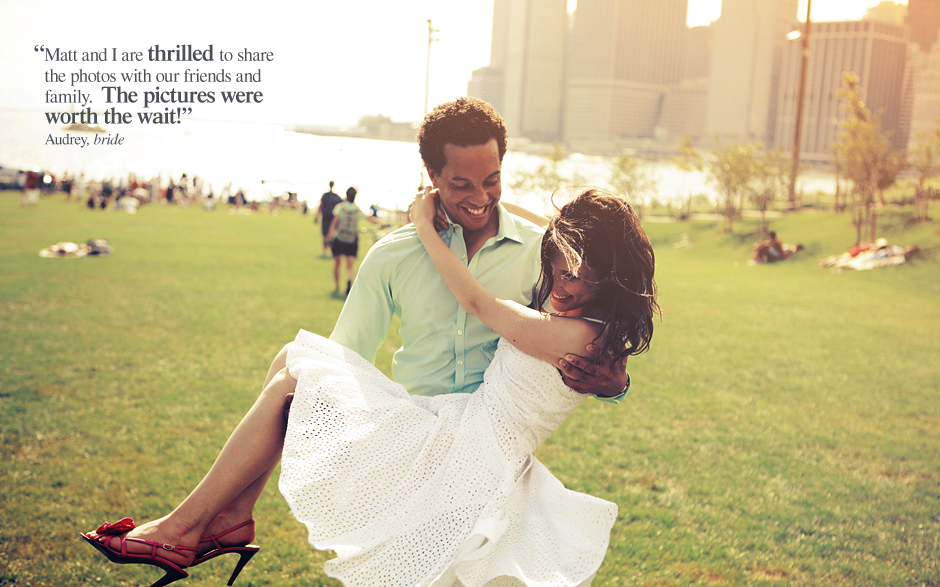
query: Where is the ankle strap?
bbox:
[201,519,255,544]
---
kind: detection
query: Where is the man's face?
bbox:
[428,140,502,236]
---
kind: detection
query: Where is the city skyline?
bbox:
[0,0,910,129]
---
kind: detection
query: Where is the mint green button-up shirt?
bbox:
[330,204,544,396]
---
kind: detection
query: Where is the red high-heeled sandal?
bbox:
[192,519,261,586]
[81,518,198,587]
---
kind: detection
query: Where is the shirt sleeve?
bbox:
[592,373,629,405]
[329,244,395,365]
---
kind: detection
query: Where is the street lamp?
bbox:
[788,0,812,208]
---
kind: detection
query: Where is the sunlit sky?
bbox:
[0,0,907,128]
[686,0,907,27]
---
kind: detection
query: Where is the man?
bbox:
[331,97,628,400]
[316,181,343,258]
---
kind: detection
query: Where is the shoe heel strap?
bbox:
[201,519,256,549]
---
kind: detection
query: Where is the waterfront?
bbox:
[0,108,839,214]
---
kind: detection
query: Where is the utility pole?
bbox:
[788,0,812,208]
[420,19,439,188]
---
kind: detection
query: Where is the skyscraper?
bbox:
[774,20,908,161]
[469,0,567,142]
[904,0,940,151]
[564,0,688,148]
[906,0,940,51]
[704,0,798,144]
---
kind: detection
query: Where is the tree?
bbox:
[608,153,654,216]
[705,140,761,232]
[909,120,940,221]
[670,137,704,217]
[832,72,897,246]
[747,148,789,237]
[509,142,569,207]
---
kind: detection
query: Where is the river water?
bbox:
[0,108,836,214]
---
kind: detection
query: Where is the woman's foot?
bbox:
[81,517,202,586]
[83,516,200,569]
[193,515,261,586]
[197,514,256,558]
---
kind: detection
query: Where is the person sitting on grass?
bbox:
[81,187,659,587]
[753,231,803,264]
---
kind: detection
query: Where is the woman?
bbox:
[82,187,659,587]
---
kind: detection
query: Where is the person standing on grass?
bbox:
[81,188,659,587]
[316,181,342,258]
[331,97,631,399]
[328,187,380,297]
[79,98,639,587]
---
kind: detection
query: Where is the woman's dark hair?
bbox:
[417,97,508,176]
[346,187,357,202]
[534,188,659,365]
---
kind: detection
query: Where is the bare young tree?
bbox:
[509,143,573,208]
[832,72,899,245]
[747,148,789,238]
[909,120,940,221]
[670,137,704,218]
[608,153,654,216]
[705,140,761,233]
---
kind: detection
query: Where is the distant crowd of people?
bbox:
[11,170,325,215]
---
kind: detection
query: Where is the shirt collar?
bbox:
[440,202,525,245]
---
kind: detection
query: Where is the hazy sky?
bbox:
[0,0,907,128]
[687,0,908,26]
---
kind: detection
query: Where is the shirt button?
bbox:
[457,330,463,336]
[461,255,467,260]
[457,360,464,366]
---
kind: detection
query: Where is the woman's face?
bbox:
[547,250,602,317]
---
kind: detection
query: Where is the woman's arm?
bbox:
[501,201,550,228]
[411,189,598,366]
[327,215,339,241]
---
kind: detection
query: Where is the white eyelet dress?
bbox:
[279,330,617,587]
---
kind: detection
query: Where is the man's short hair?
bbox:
[417,97,508,176]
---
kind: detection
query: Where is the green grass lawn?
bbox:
[1,192,938,587]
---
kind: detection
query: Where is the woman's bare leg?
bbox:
[200,345,292,541]
[92,345,296,565]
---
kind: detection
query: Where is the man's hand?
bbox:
[558,343,629,397]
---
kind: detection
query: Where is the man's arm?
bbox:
[329,247,395,364]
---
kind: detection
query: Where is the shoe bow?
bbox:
[96,517,136,535]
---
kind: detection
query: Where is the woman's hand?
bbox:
[410,186,438,230]
[410,187,448,233]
